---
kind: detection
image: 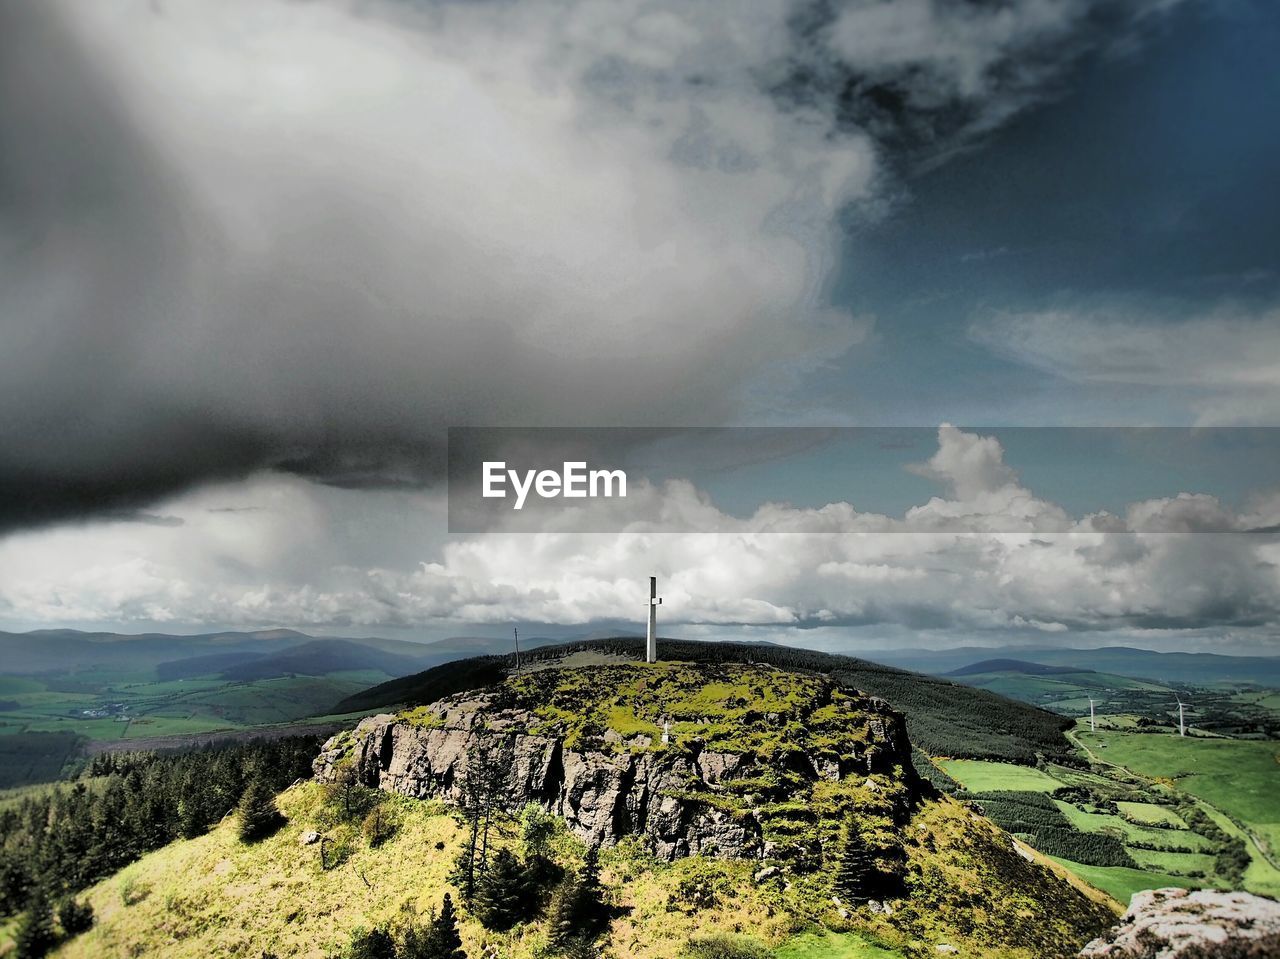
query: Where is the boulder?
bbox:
[1079,887,1280,958]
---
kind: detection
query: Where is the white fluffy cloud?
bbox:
[2,428,1275,643]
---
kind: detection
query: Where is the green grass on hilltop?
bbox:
[338,638,1074,764]
[502,663,879,760]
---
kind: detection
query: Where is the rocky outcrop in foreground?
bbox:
[1080,888,1280,959]
[314,665,916,861]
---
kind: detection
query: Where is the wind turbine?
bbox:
[1175,695,1188,737]
[1088,696,1096,732]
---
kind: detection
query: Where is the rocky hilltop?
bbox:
[1079,888,1280,958]
[315,660,918,861]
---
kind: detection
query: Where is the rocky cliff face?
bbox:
[1079,888,1280,959]
[314,663,917,861]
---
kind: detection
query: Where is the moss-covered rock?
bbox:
[316,663,918,863]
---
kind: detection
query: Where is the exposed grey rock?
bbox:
[299,831,320,846]
[754,865,780,882]
[1079,887,1280,959]
[314,682,914,862]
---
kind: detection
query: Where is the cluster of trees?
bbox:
[1177,803,1250,885]
[969,791,1137,868]
[450,734,608,952]
[8,884,94,959]
[343,638,1073,765]
[333,732,608,958]
[911,749,959,796]
[0,736,318,948]
[343,894,466,959]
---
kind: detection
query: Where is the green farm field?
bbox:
[1115,801,1184,827]
[0,668,397,788]
[0,671,387,739]
[933,739,1280,904]
[1046,857,1195,902]
[1081,730,1279,857]
[934,759,1062,792]
[1054,801,1211,850]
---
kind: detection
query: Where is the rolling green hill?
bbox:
[0,633,469,787]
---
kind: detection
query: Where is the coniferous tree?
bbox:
[402,893,467,959]
[0,853,32,918]
[546,879,578,949]
[0,736,319,922]
[576,846,604,922]
[834,817,877,900]
[14,885,57,959]
[473,847,534,931]
[547,846,608,949]
[431,893,466,959]
[347,926,396,959]
[237,779,284,842]
[452,730,507,904]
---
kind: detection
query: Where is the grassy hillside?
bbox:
[40,782,1116,959]
[334,639,1072,763]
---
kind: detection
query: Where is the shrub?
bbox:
[519,803,559,859]
[120,877,151,906]
[361,805,395,848]
[56,897,94,935]
[668,858,732,912]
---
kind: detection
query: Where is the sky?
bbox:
[1,0,1278,654]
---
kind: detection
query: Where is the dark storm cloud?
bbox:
[0,0,1189,533]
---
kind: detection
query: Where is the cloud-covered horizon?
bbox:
[2,428,1275,649]
[0,0,1193,531]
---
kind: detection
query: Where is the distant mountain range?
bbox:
[0,627,562,682]
[5,629,1278,691]
[863,645,1280,687]
[944,659,1086,678]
